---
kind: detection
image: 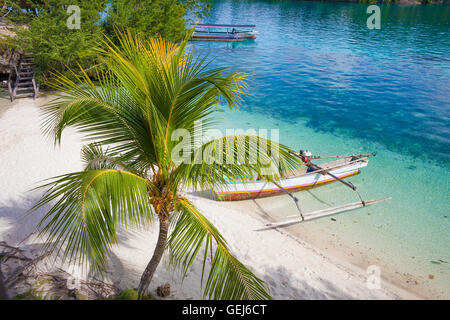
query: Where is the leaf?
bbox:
[168,198,272,300]
[172,134,303,192]
[30,169,155,274]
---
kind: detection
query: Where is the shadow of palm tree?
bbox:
[0,194,47,247]
[261,265,354,300]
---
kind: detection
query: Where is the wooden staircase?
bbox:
[8,53,39,102]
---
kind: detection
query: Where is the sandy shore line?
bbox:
[0,95,419,299]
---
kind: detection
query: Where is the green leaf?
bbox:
[31,169,155,273]
[172,134,303,192]
[168,198,272,300]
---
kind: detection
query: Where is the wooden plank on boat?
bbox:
[262,197,392,228]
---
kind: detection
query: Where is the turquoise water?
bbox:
[191,1,450,297]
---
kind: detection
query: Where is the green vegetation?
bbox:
[31,30,302,299]
[104,0,210,43]
[1,0,210,82]
[112,289,156,300]
[2,1,107,82]
[12,289,41,300]
[13,288,155,300]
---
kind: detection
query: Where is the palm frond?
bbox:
[171,134,303,192]
[168,198,271,300]
[97,31,249,173]
[30,169,155,273]
[43,67,159,173]
[80,142,146,176]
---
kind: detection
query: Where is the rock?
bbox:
[156,283,170,298]
[68,288,79,300]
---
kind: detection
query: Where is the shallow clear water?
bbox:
[191,1,450,297]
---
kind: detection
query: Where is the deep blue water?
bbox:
[192,1,450,167]
[190,1,450,297]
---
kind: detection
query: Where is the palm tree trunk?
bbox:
[137,213,169,299]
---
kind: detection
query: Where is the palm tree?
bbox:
[32,30,302,299]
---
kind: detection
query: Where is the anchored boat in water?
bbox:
[190,24,257,41]
[214,152,371,201]
[212,151,391,226]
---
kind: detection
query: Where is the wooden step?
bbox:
[10,53,38,101]
[15,87,35,93]
[17,83,34,88]
[14,93,35,99]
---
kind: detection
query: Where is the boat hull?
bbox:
[214,159,367,201]
[191,35,256,41]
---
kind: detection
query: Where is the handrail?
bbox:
[32,73,38,100]
[7,49,18,102]
[11,54,22,101]
[7,72,13,102]
[7,52,38,101]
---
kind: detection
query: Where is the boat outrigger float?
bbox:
[213,151,391,226]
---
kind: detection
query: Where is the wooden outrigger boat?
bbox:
[212,151,391,226]
[215,153,370,201]
[190,24,257,41]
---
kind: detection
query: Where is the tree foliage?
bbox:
[105,0,185,43]
[2,1,107,81]
[1,0,210,81]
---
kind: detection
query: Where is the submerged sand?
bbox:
[0,95,419,299]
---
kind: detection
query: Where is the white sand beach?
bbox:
[0,95,418,300]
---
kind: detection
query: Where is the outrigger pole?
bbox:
[262,197,392,229]
[259,152,391,228]
[271,180,304,221]
[309,153,376,160]
[288,151,366,205]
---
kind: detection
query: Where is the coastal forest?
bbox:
[0,0,210,82]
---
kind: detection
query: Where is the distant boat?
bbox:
[190,24,257,41]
